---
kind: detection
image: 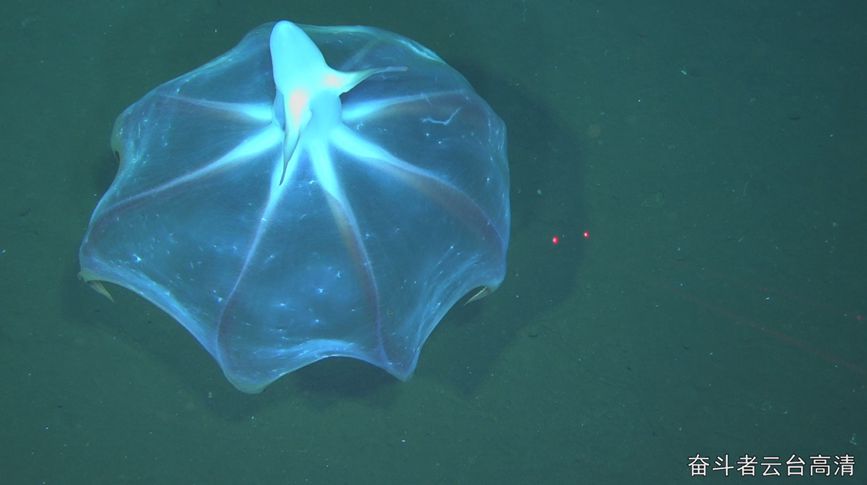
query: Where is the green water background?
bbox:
[1,1,865,483]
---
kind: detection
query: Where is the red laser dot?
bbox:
[583,231,590,239]
[551,235,560,245]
